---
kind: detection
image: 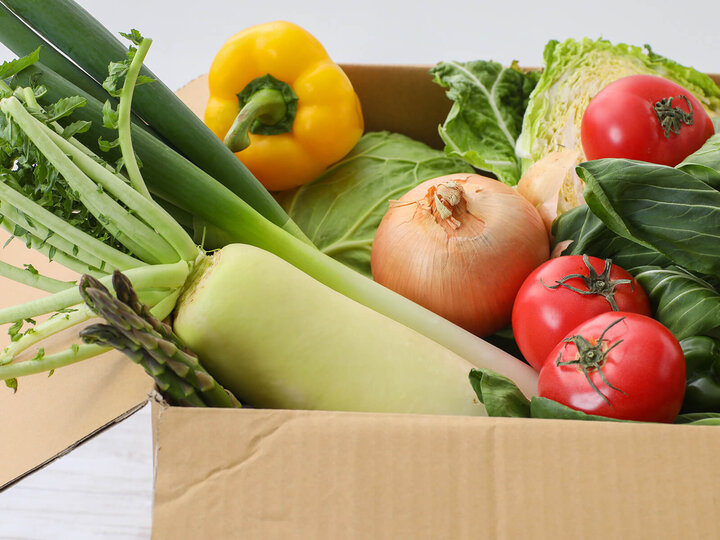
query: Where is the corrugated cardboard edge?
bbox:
[151,406,720,540]
[2,400,148,491]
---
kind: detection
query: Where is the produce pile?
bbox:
[0,1,719,426]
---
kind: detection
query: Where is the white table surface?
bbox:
[1,1,718,538]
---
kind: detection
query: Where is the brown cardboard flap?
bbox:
[153,406,720,539]
[0,230,154,489]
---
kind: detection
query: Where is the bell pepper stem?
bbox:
[224,88,287,152]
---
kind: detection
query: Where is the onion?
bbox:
[371,174,550,337]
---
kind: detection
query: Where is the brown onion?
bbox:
[371,174,549,337]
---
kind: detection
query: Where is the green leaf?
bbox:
[44,96,87,122]
[98,136,120,152]
[468,368,531,417]
[101,100,118,129]
[119,29,144,46]
[578,159,720,276]
[8,320,23,343]
[0,47,41,80]
[135,75,155,87]
[4,378,18,393]
[633,266,720,339]
[552,204,672,272]
[61,120,92,139]
[276,131,473,277]
[675,412,720,425]
[430,60,538,185]
[530,397,632,422]
[102,60,129,97]
[676,133,720,189]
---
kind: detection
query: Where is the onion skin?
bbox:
[371,174,550,337]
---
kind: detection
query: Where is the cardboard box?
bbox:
[2,65,720,539]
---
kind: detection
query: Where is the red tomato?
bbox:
[538,312,685,423]
[581,74,714,166]
[512,255,651,371]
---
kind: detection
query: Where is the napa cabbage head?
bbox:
[516,38,720,172]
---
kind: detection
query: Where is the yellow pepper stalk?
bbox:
[204,21,364,191]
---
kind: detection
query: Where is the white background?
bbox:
[1,0,719,538]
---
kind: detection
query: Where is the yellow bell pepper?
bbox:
[204,21,364,191]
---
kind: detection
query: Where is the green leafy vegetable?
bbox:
[680,336,720,413]
[0,45,39,79]
[674,412,720,425]
[676,133,720,189]
[633,266,720,340]
[430,60,539,185]
[529,397,631,422]
[516,38,720,171]
[578,158,720,276]
[552,205,672,272]
[468,368,531,418]
[276,131,473,277]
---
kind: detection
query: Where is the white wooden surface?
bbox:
[0,1,718,537]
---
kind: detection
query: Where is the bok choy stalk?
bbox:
[0,33,539,407]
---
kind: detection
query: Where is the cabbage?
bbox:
[430,60,540,185]
[516,38,720,172]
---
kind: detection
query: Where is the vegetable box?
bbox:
[2,65,720,539]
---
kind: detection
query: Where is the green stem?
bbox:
[1,305,93,364]
[0,259,74,293]
[0,285,180,382]
[224,88,287,152]
[45,127,199,262]
[21,86,41,113]
[0,342,109,380]
[0,181,144,271]
[0,202,108,272]
[0,96,179,264]
[0,260,189,324]
[1,223,107,278]
[0,287,177,365]
[117,37,152,199]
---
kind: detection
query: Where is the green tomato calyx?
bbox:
[556,316,628,406]
[541,254,632,311]
[653,95,694,138]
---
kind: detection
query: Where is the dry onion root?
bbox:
[371,174,550,337]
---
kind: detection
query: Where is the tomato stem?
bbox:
[556,316,628,406]
[541,254,631,310]
[653,95,694,138]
